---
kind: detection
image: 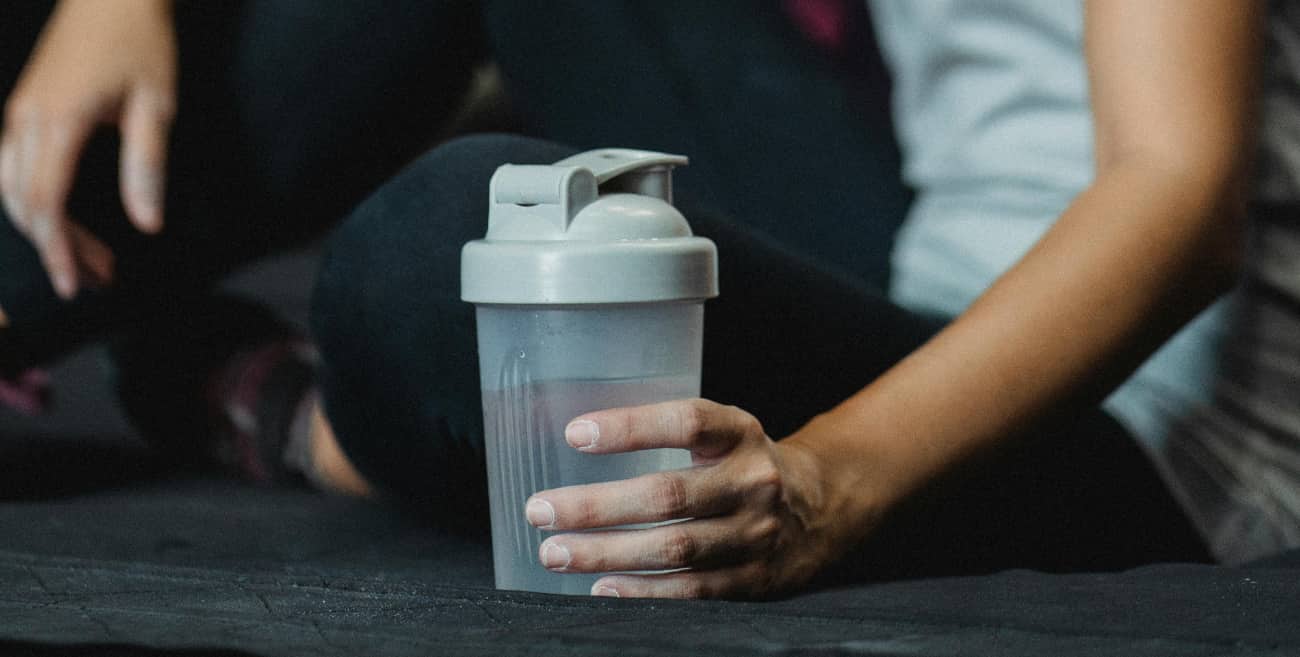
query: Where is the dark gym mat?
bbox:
[0,438,1295,657]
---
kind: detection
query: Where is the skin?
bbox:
[1,0,1262,600]
[307,402,374,499]
[0,0,176,302]
[315,0,1261,599]
[0,2,360,499]
[518,0,1262,599]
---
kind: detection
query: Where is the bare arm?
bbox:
[798,0,1261,534]
[524,0,1263,598]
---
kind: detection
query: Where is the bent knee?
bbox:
[310,134,574,351]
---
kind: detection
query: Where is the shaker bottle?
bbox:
[461,148,718,595]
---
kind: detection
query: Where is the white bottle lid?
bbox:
[461,149,719,305]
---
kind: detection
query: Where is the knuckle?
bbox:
[744,563,777,598]
[747,459,784,501]
[569,496,601,528]
[748,516,782,549]
[679,576,708,599]
[649,471,690,518]
[566,543,601,573]
[738,412,764,438]
[660,528,698,567]
[676,401,708,440]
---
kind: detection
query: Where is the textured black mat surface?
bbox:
[0,432,1297,656]
[3,544,1298,656]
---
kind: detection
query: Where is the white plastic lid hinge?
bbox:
[488,165,598,238]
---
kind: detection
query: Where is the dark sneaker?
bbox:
[111,294,314,484]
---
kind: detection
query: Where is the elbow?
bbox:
[1189,177,1248,301]
[1198,230,1244,301]
[1121,148,1251,300]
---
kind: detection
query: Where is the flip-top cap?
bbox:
[461,149,718,305]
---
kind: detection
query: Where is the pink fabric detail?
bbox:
[207,342,299,483]
[783,0,851,56]
[0,369,51,416]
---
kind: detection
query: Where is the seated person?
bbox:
[4,0,1296,599]
[0,0,903,458]
[304,0,1299,599]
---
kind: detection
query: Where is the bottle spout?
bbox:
[554,149,687,203]
[466,147,715,305]
[487,149,688,238]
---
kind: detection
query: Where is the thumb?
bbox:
[118,85,174,234]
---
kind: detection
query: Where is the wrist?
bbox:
[778,410,903,547]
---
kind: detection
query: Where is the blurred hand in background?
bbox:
[0,0,176,300]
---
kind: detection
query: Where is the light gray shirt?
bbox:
[871,0,1300,562]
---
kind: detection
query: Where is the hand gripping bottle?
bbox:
[461,149,718,594]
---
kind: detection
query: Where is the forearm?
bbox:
[781,0,1261,538]
[790,165,1245,522]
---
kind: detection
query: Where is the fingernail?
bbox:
[53,271,75,299]
[525,498,556,528]
[565,420,599,450]
[592,585,620,598]
[540,541,571,570]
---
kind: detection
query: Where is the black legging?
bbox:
[0,1,488,373]
[313,134,1213,582]
[0,0,915,505]
[0,0,907,375]
[0,2,1211,580]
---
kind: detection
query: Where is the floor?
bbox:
[1,249,1297,656]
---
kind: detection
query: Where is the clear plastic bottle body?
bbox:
[475,302,702,595]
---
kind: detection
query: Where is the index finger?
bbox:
[119,87,173,234]
[566,399,756,459]
[0,130,19,221]
[23,120,90,298]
